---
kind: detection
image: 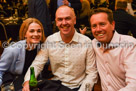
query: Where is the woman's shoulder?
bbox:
[3,40,26,54]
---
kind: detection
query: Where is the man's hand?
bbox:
[22,81,30,91]
[62,0,69,6]
[79,27,87,35]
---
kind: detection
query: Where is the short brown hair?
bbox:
[19,18,46,43]
[89,8,114,24]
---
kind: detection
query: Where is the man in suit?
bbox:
[28,0,53,37]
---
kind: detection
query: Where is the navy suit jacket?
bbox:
[113,9,136,38]
[28,0,53,37]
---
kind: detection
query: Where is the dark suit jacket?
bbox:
[49,0,82,21]
[113,9,136,38]
[28,0,53,37]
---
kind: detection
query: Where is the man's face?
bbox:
[90,13,115,44]
[55,7,76,37]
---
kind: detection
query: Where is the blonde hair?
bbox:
[19,18,46,43]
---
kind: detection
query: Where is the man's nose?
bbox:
[96,26,101,32]
[62,20,67,25]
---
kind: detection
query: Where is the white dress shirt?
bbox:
[24,31,97,91]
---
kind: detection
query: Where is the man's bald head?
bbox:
[55,5,76,18]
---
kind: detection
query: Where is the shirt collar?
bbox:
[96,31,121,52]
[55,30,79,43]
[109,31,120,45]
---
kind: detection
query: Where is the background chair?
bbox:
[0,21,8,41]
[0,21,8,55]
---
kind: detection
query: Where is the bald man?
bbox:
[22,5,97,91]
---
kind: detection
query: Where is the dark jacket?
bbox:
[28,0,53,37]
[113,9,136,38]
[49,0,82,21]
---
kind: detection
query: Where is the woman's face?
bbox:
[25,22,42,44]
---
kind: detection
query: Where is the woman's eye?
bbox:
[37,29,42,33]
[29,29,34,33]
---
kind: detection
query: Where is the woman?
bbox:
[0,18,46,90]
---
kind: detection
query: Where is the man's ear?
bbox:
[74,16,76,25]
[112,21,115,30]
[126,7,128,11]
[55,19,58,27]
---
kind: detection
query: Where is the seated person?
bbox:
[23,5,97,91]
[90,7,136,91]
[0,18,47,90]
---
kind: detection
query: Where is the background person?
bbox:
[127,0,134,16]
[90,7,136,91]
[113,0,136,38]
[78,0,90,28]
[49,0,82,22]
[28,0,53,37]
